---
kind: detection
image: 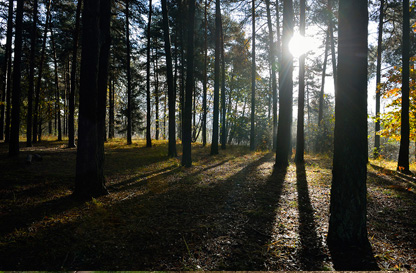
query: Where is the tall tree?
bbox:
[275,0,294,167]
[68,0,82,148]
[265,0,277,152]
[327,0,371,259]
[397,0,411,174]
[373,0,384,158]
[220,19,226,150]
[146,0,153,148]
[50,27,62,141]
[74,0,111,199]
[9,0,24,156]
[182,0,195,166]
[274,0,281,151]
[33,0,52,143]
[1,0,13,142]
[249,0,256,151]
[202,0,208,147]
[26,0,38,147]
[161,0,177,157]
[126,0,132,145]
[210,0,221,156]
[295,0,306,163]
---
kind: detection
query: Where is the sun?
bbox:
[288,33,317,58]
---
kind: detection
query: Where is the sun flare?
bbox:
[288,33,318,58]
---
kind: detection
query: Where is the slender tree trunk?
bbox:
[108,75,114,139]
[74,0,111,199]
[328,0,372,261]
[250,0,256,151]
[397,0,411,174]
[374,0,384,158]
[275,0,294,167]
[33,0,51,143]
[202,0,208,146]
[211,0,221,156]
[9,0,24,156]
[220,19,226,150]
[126,0,132,144]
[155,50,160,140]
[295,0,306,163]
[146,0,153,147]
[50,27,62,141]
[274,0,281,150]
[3,0,13,143]
[182,0,195,166]
[26,0,38,147]
[161,0,177,157]
[68,0,82,147]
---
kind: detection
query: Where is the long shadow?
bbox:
[295,162,327,270]
[370,163,416,191]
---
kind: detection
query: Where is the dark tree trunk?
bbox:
[328,0,373,265]
[397,0,410,174]
[26,0,38,147]
[182,0,195,166]
[68,0,82,148]
[210,0,221,156]
[265,0,277,152]
[33,0,51,143]
[8,0,24,156]
[161,0,177,157]
[146,0,153,147]
[74,0,111,199]
[295,0,306,163]
[275,0,293,167]
[202,0,208,146]
[374,0,384,158]
[220,19,226,150]
[2,0,13,143]
[250,0,256,151]
[126,0,132,145]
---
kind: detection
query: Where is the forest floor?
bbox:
[0,138,416,271]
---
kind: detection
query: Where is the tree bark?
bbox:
[9,0,24,157]
[161,0,177,157]
[211,0,221,156]
[397,0,410,174]
[182,0,195,166]
[295,0,306,163]
[328,0,371,258]
[250,0,256,151]
[74,0,111,199]
[275,0,293,167]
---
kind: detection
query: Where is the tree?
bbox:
[68,0,82,148]
[161,0,177,157]
[220,18,226,150]
[182,0,195,166]
[397,0,411,174]
[211,0,221,156]
[275,0,294,167]
[74,0,111,199]
[126,0,133,145]
[327,0,372,264]
[26,0,38,147]
[295,0,306,163]
[8,0,24,157]
[249,0,256,151]
[202,0,208,147]
[146,0,153,148]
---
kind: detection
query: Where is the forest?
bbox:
[0,0,416,270]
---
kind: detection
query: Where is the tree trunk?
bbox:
[33,0,51,143]
[397,0,410,174]
[328,0,372,262]
[161,0,177,157]
[2,0,13,143]
[50,27,62,141]
[155,48,160,141]
[295,0,306,163]
[26,0,38,147]
[8,0,24,156]
[68,0,82,147]
[374,0,384,158]
[146,0,153,147]
[274,0,281,151]
[202,0,208,146]
[275,0,294,167]
[74,0,111,199]
[182,0,195,166]
[250,0,256,151]
[210,0,221,156]
[126,0,132,145]
[220,18,226,150]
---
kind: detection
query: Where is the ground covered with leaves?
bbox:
[0,139,415,270]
